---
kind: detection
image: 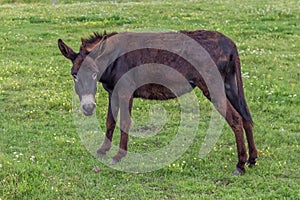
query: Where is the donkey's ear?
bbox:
[81,38,87,48]
[58,39,77,61]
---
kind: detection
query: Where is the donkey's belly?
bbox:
[133,83,194,100]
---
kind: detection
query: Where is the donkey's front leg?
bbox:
[97,94,119,156]
[111,97,133,164]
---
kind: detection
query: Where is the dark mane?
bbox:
[84,31,118,45]
[85,32,103,45]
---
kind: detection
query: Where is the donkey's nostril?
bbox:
[82,103,96,116]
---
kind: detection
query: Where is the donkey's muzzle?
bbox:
[80,94,96,116]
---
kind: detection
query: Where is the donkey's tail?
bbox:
[235,51,253,125]
[226,50,253,125]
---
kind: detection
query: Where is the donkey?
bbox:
[58,30,257,174]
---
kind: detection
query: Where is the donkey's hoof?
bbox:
[247,162,256,168]
[110,158,119,165]
[96,153,107,159]
[96,150,107,158]
[233,167,245,175]
[247,159,256,168]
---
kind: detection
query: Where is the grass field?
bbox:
[0,0,299,199]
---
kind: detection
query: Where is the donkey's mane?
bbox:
[84,31,118,45]
[85,32,103,45]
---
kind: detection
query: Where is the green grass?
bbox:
[0,0,299,199]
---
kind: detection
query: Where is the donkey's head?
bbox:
[58,33,106,116]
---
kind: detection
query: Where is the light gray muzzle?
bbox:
[80,94,96,116]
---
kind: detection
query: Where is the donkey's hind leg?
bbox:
[195,81,247,174]
[225,73,258,167]
[220,100,248,175]
[243,120,258,167]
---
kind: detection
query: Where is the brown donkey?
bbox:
[58,30,258,175]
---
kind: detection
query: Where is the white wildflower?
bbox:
[30,156,35,162]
